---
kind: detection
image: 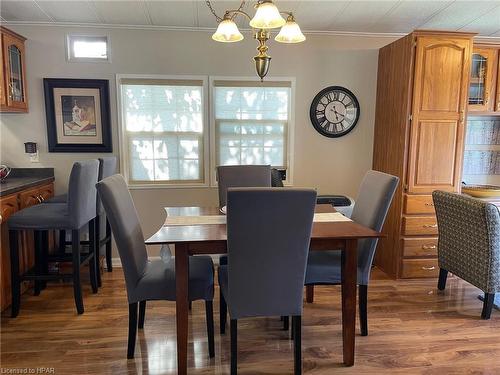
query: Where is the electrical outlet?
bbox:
[29,151,39,163]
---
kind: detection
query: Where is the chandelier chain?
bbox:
[205,0,246,23]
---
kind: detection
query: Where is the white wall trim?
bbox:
[7,21,500,41]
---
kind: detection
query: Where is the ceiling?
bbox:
[1,0,500,37]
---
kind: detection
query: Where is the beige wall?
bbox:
[0,25,397,255]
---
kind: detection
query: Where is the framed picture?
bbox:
[44,78,112,152]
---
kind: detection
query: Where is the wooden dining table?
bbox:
[146,204,382,375]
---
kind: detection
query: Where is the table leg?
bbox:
[341,239,357,366]
[175,243,189,375]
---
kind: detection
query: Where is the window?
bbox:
[212,79,293,182]
[118,76,207,186]
[67,35,109,62]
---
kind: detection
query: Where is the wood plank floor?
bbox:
[1,268,500,374]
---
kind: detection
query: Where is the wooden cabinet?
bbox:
[467,45,500,113]
[372,30,474,278]
[0,182,54,311]
[0,26,28,113]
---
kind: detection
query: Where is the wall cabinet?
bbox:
[372,30,474,278]
[468,45,500,113]
[0,26,28,113]
[0,182,54,311]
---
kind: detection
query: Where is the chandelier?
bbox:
[206,0,306,81]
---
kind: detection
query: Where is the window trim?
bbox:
[116,74,210,189]
[66,34,111,63]
[209,76,295,186]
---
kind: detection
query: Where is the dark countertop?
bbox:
[0,168,55,197]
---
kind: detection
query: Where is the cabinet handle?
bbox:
[422,245,436,250]
[485,91,489,104]
[459,110,465,124]
[424,203,434,207]
[35,195,42,203]
[39,195,45,202]
[0,213,3,225]
[423,224,438,228]
[422,266,436,271]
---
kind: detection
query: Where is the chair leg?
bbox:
[41,231,48,290]
[306,285,314,303]
[88,219,98,294]
[9,230,21,318]
[138,300,146,329]
[220,287,227,334]
[33,231,43,296]
[72,229,84,314]
[481,293,495,320]
[128,302,138,358]
[230,319,237,375]
[58,230,66,254]
[359,284,368,336]
[292,315,302,375]
[105,218,113,272]
[95,215,102,287]
[205,300,215,358]
[438,268,448,291]
[283,315,289,331]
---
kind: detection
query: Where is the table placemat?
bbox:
[164,212,351,226]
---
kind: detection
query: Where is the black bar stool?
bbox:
[7,160,99,316]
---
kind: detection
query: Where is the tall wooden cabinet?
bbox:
[372,31,475,279]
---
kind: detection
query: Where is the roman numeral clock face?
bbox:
[309,86,360,138]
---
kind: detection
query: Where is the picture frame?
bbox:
[44,78,112,152]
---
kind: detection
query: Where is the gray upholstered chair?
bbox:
[8,160,100,316]
[218,188,317,375]
[48,157,117,278]
[304,170,399,336]
[271,168,284,187]
[433,191,500,319]
[216,165,271,207]
[96,174,215,359]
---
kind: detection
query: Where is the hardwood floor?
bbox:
[1,268,500,374]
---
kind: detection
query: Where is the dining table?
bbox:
[146,204,382,375]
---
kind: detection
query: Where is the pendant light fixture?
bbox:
[206,0,306,81]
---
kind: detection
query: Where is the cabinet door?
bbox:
[468,48,497,112]
[0,34,6,108]
[496,55,500,112]
[2,32,27,112]
[407,36,471,193]
[0,194,18,310]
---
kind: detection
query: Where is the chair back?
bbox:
[96,174,149,301]
[67,160,99,229]
[226,188,317,319]
[216,165,271,207]
[433,191,500,293]
[97,157,117,214]
[351,170,399,284]
[271,168,284,187]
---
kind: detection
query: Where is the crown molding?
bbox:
[3,21,499,41]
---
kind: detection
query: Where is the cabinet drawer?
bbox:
[402,216,438,236]
[404,194,435,214]
[401,258,439,278]
[0,194,18,224]
[19,183,54,209]
[402,237,438,257]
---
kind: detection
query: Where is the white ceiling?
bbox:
[1,0,499,37]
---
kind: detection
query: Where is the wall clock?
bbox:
[309,86,360,138]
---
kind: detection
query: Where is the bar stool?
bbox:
[8,160,99,316]
[49,157,117,284]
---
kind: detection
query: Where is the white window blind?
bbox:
[120,78,205,184]
[214,81,291,168]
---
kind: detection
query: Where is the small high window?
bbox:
[67,35,109,62]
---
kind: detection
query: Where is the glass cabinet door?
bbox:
[469,48,496,112]
[2,32,27,111]
[7,44,24,103]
